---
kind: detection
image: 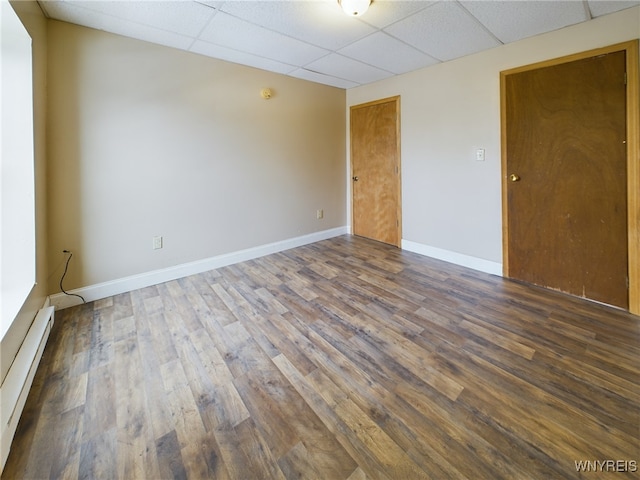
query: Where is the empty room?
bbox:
[1,0,639,478]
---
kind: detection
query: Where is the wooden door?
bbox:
[351,97,401,247]
[503,51,628,309]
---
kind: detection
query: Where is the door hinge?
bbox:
[626,276,630,289]
[624,72,627,85]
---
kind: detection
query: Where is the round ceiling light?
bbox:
[339,0,371,16]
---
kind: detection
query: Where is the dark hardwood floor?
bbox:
[3,235,639,479]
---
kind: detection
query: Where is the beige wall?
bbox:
[347,7,640,266]
[46,20,346,291]
[1,1,48,384]
[5,6,637,381]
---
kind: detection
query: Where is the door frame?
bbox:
[350,96,402,247]
[500,40,639,315]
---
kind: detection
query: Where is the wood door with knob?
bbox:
[503,49,628,309]
[350,96,401,247]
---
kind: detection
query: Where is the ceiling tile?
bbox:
[190,40,297,75]
[385,1,502,61]
[37,0,640,89]
[195,0,224,8]
[339,31,439,74]
[360,0,436,28]
[288,68,359,89]
[198,11,328,65]
[303,53,394,85]
[461,0,590,44]
[40,1,194,50]
[587,0,640,17]
[219,1,376,50]
[58,1,217,37]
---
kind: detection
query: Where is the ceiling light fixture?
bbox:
[339,0,371,17]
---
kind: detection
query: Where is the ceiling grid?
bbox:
[38,0,640,88]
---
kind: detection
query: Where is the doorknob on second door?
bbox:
[509,173,521,182]
[352,176,359,181]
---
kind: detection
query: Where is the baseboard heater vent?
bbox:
[1,305,54,473]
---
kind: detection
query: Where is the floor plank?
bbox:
[3,235,639,479]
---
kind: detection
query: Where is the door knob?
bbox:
[352,176,359,182]
[509,173,521,182]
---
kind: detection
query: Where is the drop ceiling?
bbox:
[37,0,640,88]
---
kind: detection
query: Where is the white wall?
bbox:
[347,7,640,272]
[1,0,35,339]
[1,0,48,387]
[47,21,346,292]
[2,1,49,468]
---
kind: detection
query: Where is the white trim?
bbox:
[402,239,503,276]
[50,227,349,310]
[1,302,54,473]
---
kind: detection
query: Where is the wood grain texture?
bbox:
[626,40,640,315]
[506,50,628,308]
[501,40,640,315]
[351,96,401,247]
[4,235,639,479]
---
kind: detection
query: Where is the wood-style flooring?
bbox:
[3,235,639,479]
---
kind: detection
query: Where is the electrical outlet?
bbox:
[153,236,163,250]
[316,209,324,219]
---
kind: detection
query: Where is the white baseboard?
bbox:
[402,239,503,276]
[1,302,54,473]
[50,226,349,310]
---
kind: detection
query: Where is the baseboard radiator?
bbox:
[1,304,54,473]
